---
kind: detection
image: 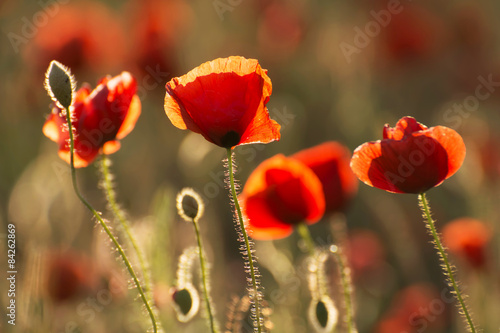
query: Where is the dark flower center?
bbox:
[220,130,241,148]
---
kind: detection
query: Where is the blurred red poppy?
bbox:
[43,72,141,168]
[350,117,466,194]
[375,284,447,333]
[126,0,193,81]
[164,56,281,148]
[377,4,446,66]
[291,142,358,213]
[24,1,126,76]
[442,218,491,269]
[239,155,325,240]
[44,250,98,303]
[345,229,385,280]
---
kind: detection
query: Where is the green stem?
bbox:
[63,109,158,333]
[418,193,477,333]
[99,155,152,295]
[331,246,357,333]
[192,218,219,333]
[226,148,263,333]
[297,223,316,258]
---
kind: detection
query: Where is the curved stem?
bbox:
[226,148,263,333]
[418,193,476,333]
[192,218,219,333]
[63,109,158,332]
[99,156,152,295]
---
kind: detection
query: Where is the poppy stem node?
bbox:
[226,148,264,333]
[418,193,477,333]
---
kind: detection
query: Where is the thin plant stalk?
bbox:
[192,216,219,333]
[419,193,477,333]
[330,246,357,333]
[226,148,263,333]
[329,216,357,333]
[99,155,152,295]
[63,107,159,333]
[297,223,316,257]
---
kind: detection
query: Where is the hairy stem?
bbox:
[99,155,152,295]
[226,148,263,333]
[331,246,357,333]
[63,108,159,332]
[418,193,476,333]
[192,218,219,333]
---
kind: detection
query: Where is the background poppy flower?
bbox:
[164,56,281,148]
[43,72,141,168]
[239,154,325,240]
[442,218,492,269]
[350,117,466,194]
[291,141,358,213]
[375,284,447,333]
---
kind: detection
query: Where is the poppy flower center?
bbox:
[220,130,241,148]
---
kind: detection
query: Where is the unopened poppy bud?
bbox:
[308,296,338,333]
[176,188,204,222]
[44,60,76,109]
[171,283,200,323]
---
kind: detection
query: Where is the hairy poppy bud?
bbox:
[176,188,204,222]
[171,283,200,323]
[44,60,75,109]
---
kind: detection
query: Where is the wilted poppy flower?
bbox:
[43,72,141,167]
[164,56,281,148]
[442,218,491,269]
[350,117,466,194]
[291,141,358,213]
[239,154,325,240]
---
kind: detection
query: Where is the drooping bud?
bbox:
[308,295,338,333]
[171,283,200,323]
[44,60,76,109]
[176,188,204,222]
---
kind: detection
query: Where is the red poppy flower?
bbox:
[350,117,466,194]
[44,250,98,303]
[43,72,141,168]
[375,284,446,333]
[442,218,491,269]
[24,1,126,76]
[291,142,358,213]
[239,155,325,240]
[164,56,281,148]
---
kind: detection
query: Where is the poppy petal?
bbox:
[292,141,358,212]
[116,95,141,140]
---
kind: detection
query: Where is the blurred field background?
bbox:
[1,0,500,332]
